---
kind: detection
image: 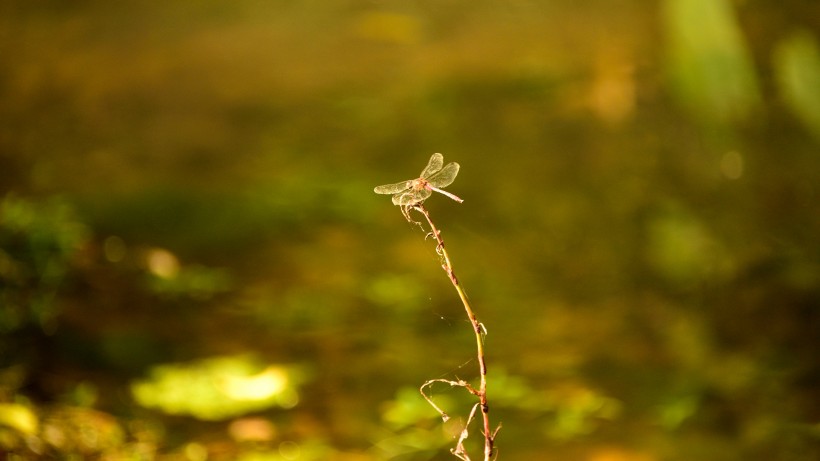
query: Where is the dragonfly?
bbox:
[373,153,464,208]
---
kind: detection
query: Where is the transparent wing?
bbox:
[425,162,460,188]
[420,153,444,179]
[374,180,412,194]
[392,188,431,206]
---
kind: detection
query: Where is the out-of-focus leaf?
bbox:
[542,384,622,440]
[662,0,761,124]
[0,195,89,333]
[774,30,820,140]
[381,386,449,430]
[40,406,124,454]
[0,403,38,435]
[645,204,735,286]
[131,355,306,421]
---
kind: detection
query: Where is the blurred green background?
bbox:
[1,1,819,460]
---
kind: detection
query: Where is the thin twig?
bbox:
[411,203,498,461]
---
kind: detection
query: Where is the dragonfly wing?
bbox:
[392,188,431,206]
[374,180,412,194]
[426,162,460,188]
[420,153,444,179]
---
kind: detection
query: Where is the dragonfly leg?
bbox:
[402,204,425,227]
[400,204,412,222]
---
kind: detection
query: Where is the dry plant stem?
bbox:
[412,203,496,461]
